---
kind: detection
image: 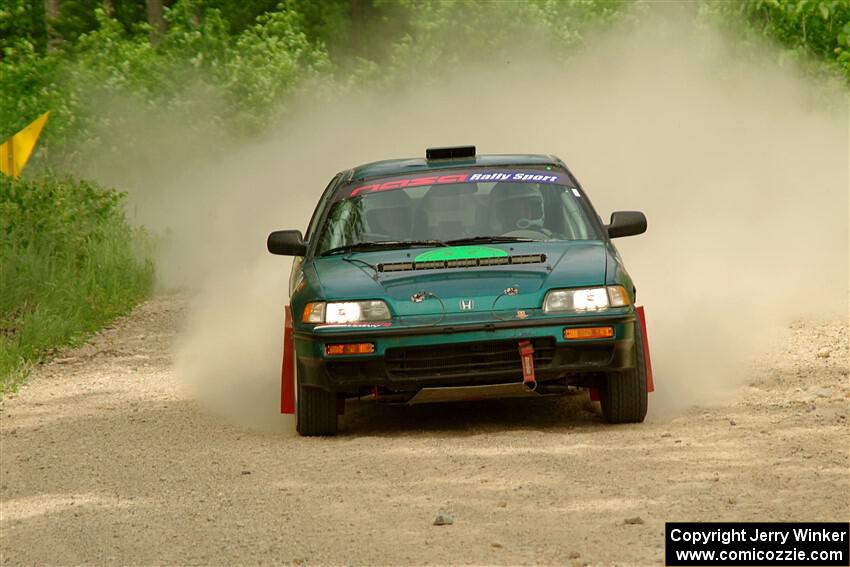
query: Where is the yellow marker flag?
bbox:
[0,111,50,179]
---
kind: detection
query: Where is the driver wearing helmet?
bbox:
[490,183,550,235]
[364,190,413,239]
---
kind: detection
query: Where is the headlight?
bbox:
[542,286,630,313]
[302,300,391,323]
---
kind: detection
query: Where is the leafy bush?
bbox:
[0,2,330,169]
[0,175,154,391]
[356,0,630,84]
[225,8,331,129]
[703,0,850,82]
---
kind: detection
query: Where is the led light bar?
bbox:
[378,254,546,273]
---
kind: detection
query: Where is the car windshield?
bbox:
[316,172,598,255]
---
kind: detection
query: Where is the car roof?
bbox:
[349,153,570,182]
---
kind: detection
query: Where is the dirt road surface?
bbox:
[1,296,848,566]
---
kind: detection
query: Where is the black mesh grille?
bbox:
[385,338,555,379]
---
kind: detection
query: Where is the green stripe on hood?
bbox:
[414,245,508,262]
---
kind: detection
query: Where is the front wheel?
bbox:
[295,361,338,436]
[600,322,648,423]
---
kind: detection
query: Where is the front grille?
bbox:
[385,338,555,379]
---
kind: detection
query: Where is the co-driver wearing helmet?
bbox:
[490,183,552,237]
[364,191,413,239]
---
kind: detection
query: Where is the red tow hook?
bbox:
[518,340,537,391]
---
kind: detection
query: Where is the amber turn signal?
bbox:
[325,343,375,356]
[563,326,614,340]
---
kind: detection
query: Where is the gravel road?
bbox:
[1,295,848,566]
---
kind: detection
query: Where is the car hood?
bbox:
[311,241,609,317]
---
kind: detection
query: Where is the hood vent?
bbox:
[378,253,546,273]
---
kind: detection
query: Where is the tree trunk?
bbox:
[145,0,166,45]
[44,0,62,53]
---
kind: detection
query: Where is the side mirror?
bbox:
[267,230,306,256]
[606,211,647,239]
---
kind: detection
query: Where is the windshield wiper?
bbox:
[321,239,447,256]
[446,235,538,245]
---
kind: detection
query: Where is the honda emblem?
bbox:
[459,299,474,310]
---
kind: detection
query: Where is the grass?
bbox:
[0,174,154,393]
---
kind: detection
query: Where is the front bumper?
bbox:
[294,311,637,394]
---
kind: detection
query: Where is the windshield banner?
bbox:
[347,170,565,198]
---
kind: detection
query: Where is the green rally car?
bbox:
[268,146,653,436]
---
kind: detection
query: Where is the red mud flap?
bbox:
[518,340,537,390]
[280,306,295,414]
[636,305,654,393]
[280,306,345,416]
[589,305,654,401]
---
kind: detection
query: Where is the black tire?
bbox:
[600,321,648,423]
[295,361,338,436]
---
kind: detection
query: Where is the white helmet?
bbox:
[490,183,545,232]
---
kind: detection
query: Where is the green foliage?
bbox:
[194,0,281,34]
[0,41,65,142]
[0,0,632,153]
[0,0,330,167]
[382,0,628,81]
[224,7,331,129]
[0,174,154,391]
[0,0,46,55]
[4,0,844,169]
[51,0,101,44]
[704,0,850,82]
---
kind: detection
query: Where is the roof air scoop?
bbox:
[426,146,476,160]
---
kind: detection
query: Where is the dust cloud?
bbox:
[92,5,848,429]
